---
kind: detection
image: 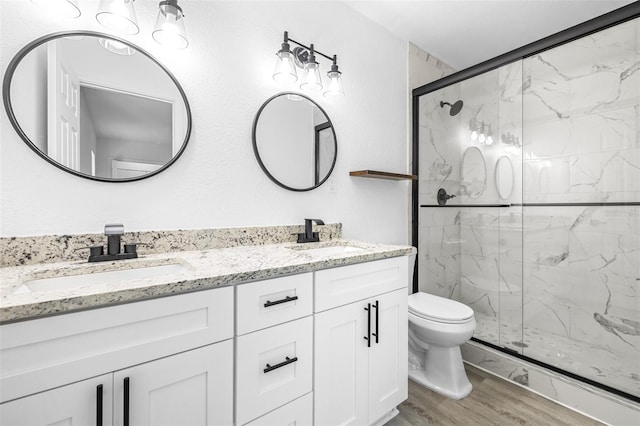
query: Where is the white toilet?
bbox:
[406,253,476,400]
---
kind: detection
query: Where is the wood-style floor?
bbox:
[387,364,604,426]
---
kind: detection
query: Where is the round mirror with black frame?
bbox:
[252,92,337,192]
[2,31,192,182]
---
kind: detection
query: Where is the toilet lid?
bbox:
[408,292,474,322]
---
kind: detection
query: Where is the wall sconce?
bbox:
[273,31,344,97]
[31,0,81,18]
[501,133,521,147]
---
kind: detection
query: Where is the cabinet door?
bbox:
[368,289,408,424]
[0,374,113,426]
[314,301,369,426]
[113,340,233,426]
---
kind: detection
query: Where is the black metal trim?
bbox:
[411,96,419,294]
[470,338,640,404]
[264,295,299,308]
[264,356,298,373]
[420,202,640,208]
[412,3,640,97]
[252,92,338,192]
[2,31,192,183]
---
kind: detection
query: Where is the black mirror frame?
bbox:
[252,92,337,192]
[2,31,192,183]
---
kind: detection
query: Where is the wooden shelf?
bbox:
[349,170,417,181]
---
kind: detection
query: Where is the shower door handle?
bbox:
[364,303,371,347]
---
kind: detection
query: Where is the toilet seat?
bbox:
[408,292,474,324]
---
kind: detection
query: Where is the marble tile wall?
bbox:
[418,17,639,400]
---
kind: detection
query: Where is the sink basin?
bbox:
[295,245,364,256]
[14,263,189,295]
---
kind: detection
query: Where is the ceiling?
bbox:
[344,0,636,70]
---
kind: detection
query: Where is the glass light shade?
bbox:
[470,130,478,141]
[300,62,322,91]
[486,135,494,145]
[31,0,81,18]
[99,38,135,55]
[96,0,139,35]
[478,133,486,143]
[273,51,297,83]
[153,2,188,49]
[324,70,344,97]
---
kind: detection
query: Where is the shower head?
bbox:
[440,100,464,116]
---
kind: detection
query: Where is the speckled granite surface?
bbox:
[0,224,342,267]
[0,240,414,323]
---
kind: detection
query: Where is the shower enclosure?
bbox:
[412,8,639,402]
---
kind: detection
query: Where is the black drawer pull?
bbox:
[124,377,130,426]
[96,384,103,426]
[264,295,298,308]
[372,300,379,344]
[264,356,298,373]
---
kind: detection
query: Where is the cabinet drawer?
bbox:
[237,273,312,335]
[0,286,233,403]
[243,393,313,426]
[315,257,408,312]
[236,316,313,425]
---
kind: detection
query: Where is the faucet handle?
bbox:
[305,218,325,225]
[105,224,124,235]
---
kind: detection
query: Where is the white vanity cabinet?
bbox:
[235,273,314,426]
[0,286,234,426]
[314,257,408,426]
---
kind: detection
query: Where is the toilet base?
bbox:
[408,345,472,400]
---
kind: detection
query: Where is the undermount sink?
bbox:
[13,263,189,295]
[293,245,365,256]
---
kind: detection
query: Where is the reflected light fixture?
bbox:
[99,38,136,56]
[31,0,81,18]
[273,31,298,83]
[153,0,189,49]
[273,31,344,97]
[96,0,139,35]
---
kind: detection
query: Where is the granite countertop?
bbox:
[0,240,414,323]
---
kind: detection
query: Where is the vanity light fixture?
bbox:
[96,0,140,35]
[273,31,344,97]
[31,0,81,18]
[469,119,494,145]
[153,0,189,49]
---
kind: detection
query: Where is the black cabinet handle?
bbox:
[264,356,298,373]
[364,303,371,348]
[96,384,103,426]
[372,300,379,344]
[124,377,130,426]
[264,295,298,308]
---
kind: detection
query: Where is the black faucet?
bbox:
[297,218,325,243]
[437,188,456,206]
[88,224,138,262]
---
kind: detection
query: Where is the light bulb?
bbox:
[273,51,297,83]
[479,133,486,143]
[324,62,344,97]
[486,135,494,145]
[99,38,136,55]
[31,0,81,18]
[470,130,478,141]
[96,0,139,35]
[300,62,322,91]
[153,1,188,49]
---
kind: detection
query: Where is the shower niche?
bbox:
[414,11,639,403]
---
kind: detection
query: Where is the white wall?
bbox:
[0,1,410,244]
